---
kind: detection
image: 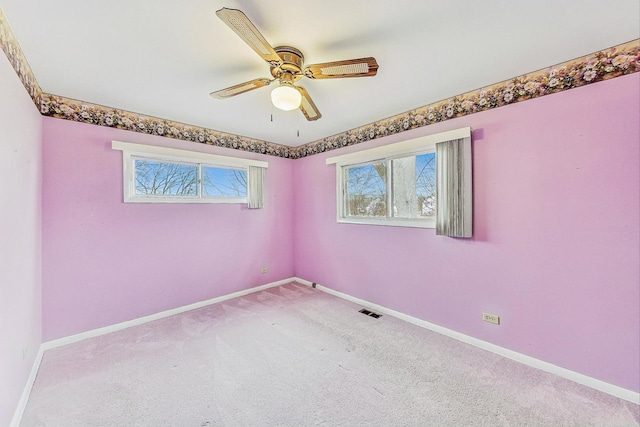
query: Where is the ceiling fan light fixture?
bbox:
[271,82,302,111]
[212,8,377,121]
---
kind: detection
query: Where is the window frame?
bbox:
[112,141,267,204]
[326,127,471,229]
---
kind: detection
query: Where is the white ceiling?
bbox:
[1,0,638,147]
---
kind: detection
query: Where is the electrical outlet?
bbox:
[22,346,28,360]
[260,267,268,274]
[483,313,500,325]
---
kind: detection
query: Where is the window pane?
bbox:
[391,153,436,218]
[202,166,247,197]
[391,156,417,218]
[346,162,387,217]
[416,152,436,217]
[134,159,197,196]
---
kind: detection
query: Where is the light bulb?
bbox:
[271,84,302,111]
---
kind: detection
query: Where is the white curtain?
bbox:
[247,166,265,209]
[436,137,472,238]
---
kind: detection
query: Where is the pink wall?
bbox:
[5,47,637,426]
[42,118,294,341]
[0,53,42,424]
[293,73,640,393]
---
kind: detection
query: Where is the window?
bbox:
[340,151,436,227]
[132,158,247,201]
[112,141,267,204]
[344,154,437,219]
[326,127,471,229]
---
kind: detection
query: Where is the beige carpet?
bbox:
[21,282,639,426]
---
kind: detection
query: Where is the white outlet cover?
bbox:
[483,313,500,325]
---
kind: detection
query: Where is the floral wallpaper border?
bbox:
[297,39,639,158]
[38,94,296,158]
[0,8,294,158]
[0,9,42,107]
[1,8,638,160]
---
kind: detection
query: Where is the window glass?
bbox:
[134,159,197,196]
[329,127,470,229]
[346,162,387,217]
[202,166,247,197]
[113,140,267,204]
[416,152,436,217]
[339,152,436,227]
[391,156,417,219]
[390,153,437,218]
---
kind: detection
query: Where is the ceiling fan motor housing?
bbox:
[271,46,304,81]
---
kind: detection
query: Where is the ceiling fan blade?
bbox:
[216,8,282,66]
[297,86,322,121]
[304,57,379,79]
[210,78,272,99]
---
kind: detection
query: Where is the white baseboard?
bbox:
[294,277,640,405]
[43,277,296,350]
[10,345,45,427]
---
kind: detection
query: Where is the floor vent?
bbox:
[359,308,382,319]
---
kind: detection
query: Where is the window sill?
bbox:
[337,217,435,229]
[125,197,247,204]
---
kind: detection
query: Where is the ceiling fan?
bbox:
[210,8,379,121]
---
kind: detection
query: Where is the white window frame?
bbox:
[112,141,268,204]
[326,127,471,229]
